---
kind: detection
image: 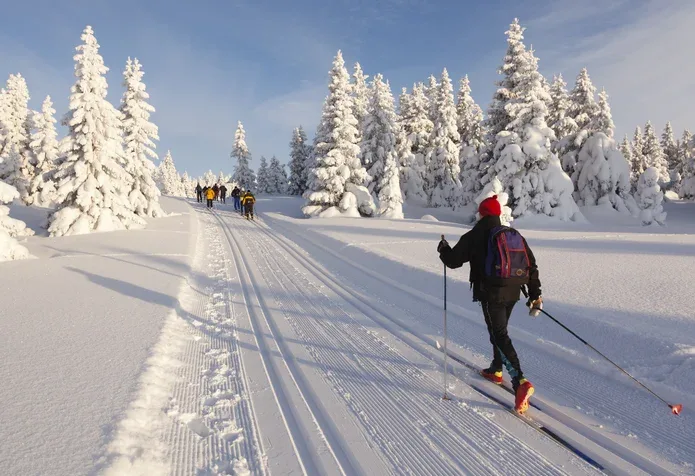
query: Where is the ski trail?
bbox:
[260,212,685,476]
[100,206,265,476]
[217,209,600,475]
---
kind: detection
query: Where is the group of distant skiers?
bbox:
[194,183,256,220]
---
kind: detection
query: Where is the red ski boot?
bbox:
[514,378,535,414]
[480,367,503,385]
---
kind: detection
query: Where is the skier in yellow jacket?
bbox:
[205,187,215,209]
[241,190,256,220]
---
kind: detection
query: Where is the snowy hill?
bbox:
[1,195,694,475]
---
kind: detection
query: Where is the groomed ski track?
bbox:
[197,201,641,476]
[257,211,690,476]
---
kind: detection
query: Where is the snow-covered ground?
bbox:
[2,195,694,475]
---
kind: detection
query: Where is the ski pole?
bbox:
[523,291,682,415]
[442,235,450,401]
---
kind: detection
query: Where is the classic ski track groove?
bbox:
[219,210,604,474]
[246,210,686,476]
[234,214,582,476]
[211,208,356,476]
[165,210,265,476]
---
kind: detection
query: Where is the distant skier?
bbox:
[241,190,256,220]
[231,186,241,211]
[195,183,203,203]
[205,187,215,209]
[437,195,542,414]
[219,184,228,204]
[212,184,220,201]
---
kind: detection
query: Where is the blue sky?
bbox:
[1,0,693,178]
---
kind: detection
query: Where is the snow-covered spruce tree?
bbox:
[630,126,645,182]
[256,156,269,193]
[120,57,164,218]
[635,167,666,225]
[592,89,614,138]
[456,75,487,205]
[287,126,310,195]
[0,73,34,201]
[231,121,256,190]
[559,68,599,176]
[49,26,144,237]
[303,50,371,217]
[642,121,669,185]
[26,96,59,207]
[361,74,399,196]
[425,69,461,208]
[488,21,582,221]
[474,176,513,226]
[0,177,31,261]
[398,83,431,203]
[157,151,184,196]
[574,133,634,213]
[424,75,439,122]
[181,171,195,198]
[547,74,578,152]
[661,121,679,175]
[267,156,288,194]
[203,169,216,187]
[352,63,370,148]
[359,74,402,217]
[675,129,693,195]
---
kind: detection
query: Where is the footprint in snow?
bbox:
[179,413,211,438]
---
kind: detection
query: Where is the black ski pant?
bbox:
[244,203,254,218]
[196,192,202,203]
[221,193,226,203]
[207,198,214,208]
[481,301,523,381]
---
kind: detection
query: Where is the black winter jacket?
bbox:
[439,215,541,303]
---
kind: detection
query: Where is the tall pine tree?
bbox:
[256,156,269,193]
[661,121,678,173]
[231,121,256,189]
[425,69,461,208]
[547,74,578,152]
[120,57,163,218]
[397,83,431,203]
[48,26,144,237]
[456,75,486,205]
[642,121,669,184]
[267,156,288,194]
[27,96,59,206]
[559,68,599,176]
[304,51,369,216]
[287,126,310,195]
[0,73,33,201]
[352,63,369,150]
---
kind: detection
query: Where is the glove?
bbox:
[437,238,449,253]
[527,296,543,318]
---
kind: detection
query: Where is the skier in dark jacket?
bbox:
[195,183,203,203]
[212,184,220,201]
[219,185,228,203]
[231,186,241,211]
[438,195,542,413]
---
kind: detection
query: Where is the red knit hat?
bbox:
[478,195,502,217]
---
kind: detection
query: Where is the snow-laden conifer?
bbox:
[474,176,513,225]
[157,151,184,196]
[630,126,645,182]
[203,170,216,187]
[642,121,669,185]
[27,96,59,206]
[0,73,33,201]
[120,57,163,218]
[425,69,461,207]
[398,84,430,203]
[488,21,582,221]
[361,74,399,196]
[635,167,666,225]
[661,121,678,173]
[256,156,269,193]
[0,177,31,261]
[231,121,256,189]
[559,68,599,175]
[267,156,288,194]
[352,63,369,148]
[181,171,195,198]
[547,74,578,151]
[456,75,486,205]
[48,26,144,237]
[304,51,371,217]
[288,126,310,195]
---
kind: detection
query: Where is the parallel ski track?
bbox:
[246,211,687,476]
[210,208,356,476]
[167,211,265,476]
[219,210,602,475]
[261,215,688,476]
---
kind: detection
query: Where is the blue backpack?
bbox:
[484,226,531,286]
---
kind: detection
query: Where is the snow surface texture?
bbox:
[4,195,695,475]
